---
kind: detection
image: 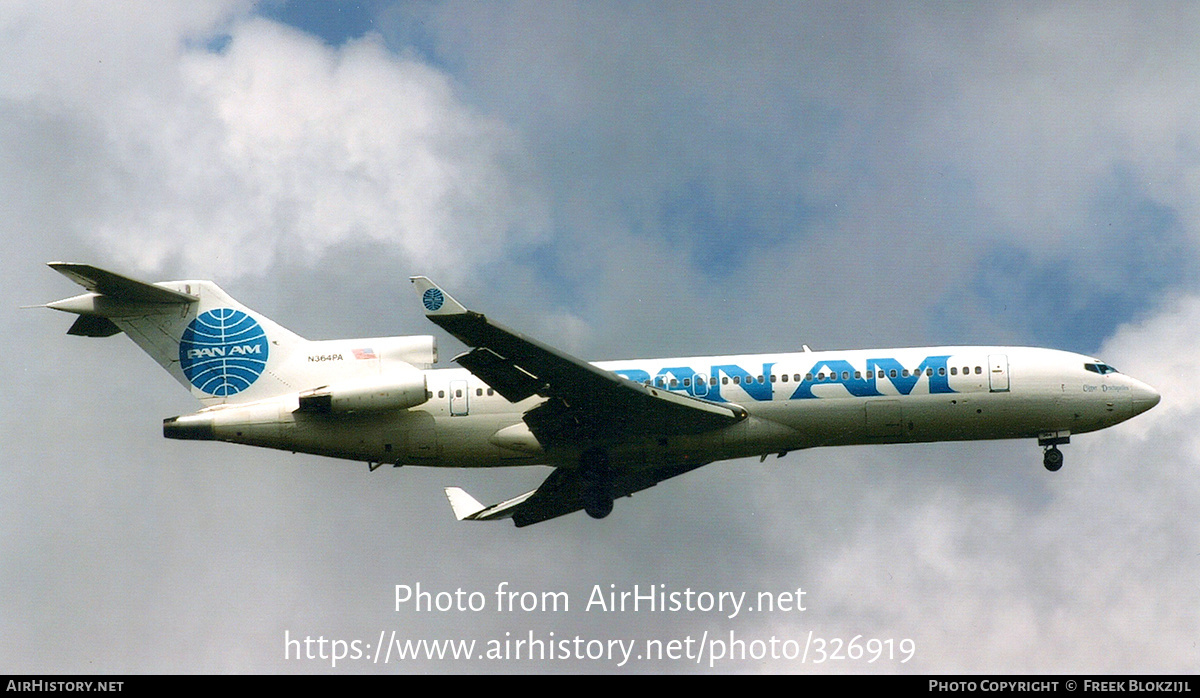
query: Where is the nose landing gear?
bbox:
[1038,431,1070,472]
[1042,446,1064,472]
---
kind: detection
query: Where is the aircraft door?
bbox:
[449,379,469,416]
[988,354,1010,393]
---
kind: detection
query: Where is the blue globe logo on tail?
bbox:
[422,288,444,312]
[179,309,269,396]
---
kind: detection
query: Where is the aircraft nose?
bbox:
[1132,381,1161,416]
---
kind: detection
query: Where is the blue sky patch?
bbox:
[256,0,382,46]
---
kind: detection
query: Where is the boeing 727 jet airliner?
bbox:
[42,263,1160,526]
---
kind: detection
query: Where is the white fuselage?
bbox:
[198,345,1159,469]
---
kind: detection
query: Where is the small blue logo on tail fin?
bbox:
[179,309,269,396]
[422,288,445,312]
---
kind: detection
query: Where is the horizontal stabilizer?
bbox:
[48,262,197,304]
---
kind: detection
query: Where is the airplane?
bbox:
[40,262,1161,526]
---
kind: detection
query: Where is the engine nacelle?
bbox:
[297,368,429,414]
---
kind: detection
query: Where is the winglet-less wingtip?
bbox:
[444,487,487,521]
[410,277,468,316]
[443,485,539,522]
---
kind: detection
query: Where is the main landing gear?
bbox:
[580,447,614,519]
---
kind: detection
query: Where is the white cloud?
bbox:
[6,2,1200,674]
[406,2,1200,343]
[1101,294,1200,432]
[909,5,1200,247]
[0,0,241,108]
[2,8,548,281]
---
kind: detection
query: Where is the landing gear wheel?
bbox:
[1043,446,1064,472]
[584,494,614,519]
[580,448,614,519]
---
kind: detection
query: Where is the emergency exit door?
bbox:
[988,354,1010,392]
[449,379,469,415]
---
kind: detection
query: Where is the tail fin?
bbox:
[44,263,307,406]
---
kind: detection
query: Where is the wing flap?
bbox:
[513,460,709,527]
[454,346,544,402]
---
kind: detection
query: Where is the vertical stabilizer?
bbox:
[45,263,307,406]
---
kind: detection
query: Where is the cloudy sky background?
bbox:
[3,1,1198,673]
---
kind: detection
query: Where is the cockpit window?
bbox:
[1084,362,1120,375]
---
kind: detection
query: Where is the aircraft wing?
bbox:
[410,277,747,445]
[445,458,711,527]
